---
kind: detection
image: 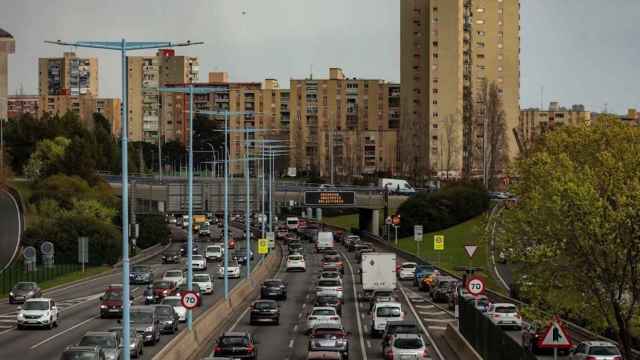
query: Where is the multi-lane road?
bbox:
[0,223,257,360]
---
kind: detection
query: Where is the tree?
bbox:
[438,113,462,179]
[137,214,171,249]
[61,136,99,184]
[496,117,640,358]
[475,81,508,189]
[23,137,71,180]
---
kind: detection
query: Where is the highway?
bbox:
[0,222,257,360]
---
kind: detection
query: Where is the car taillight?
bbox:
[423,349,429,357]
[493,314,501,318]
[247,344,254,352]
[612,356,622,360]
[330,316,339,320]
[385,349,394,360]
[214,346,221,353]
[585,357,598,360]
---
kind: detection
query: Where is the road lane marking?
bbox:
[419,310,447,315]
[422,318,455,323]
[288,339,294,348]
[293,324,298,332]
[399,285,445,360]
[366,340,372,348]
[415,304,435,309]
[229,307,250,332]
[302,303,306,309]
[338,248,368,360]
[428,326,448,330]
[30,315,98,349]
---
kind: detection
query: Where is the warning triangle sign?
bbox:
[464,245,478,258]
[540,320,572,348]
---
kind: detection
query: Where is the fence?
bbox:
[459,298,537,360]
[0,263,82,295]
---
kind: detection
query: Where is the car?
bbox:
[306,351,343,360]
[153,304,179,334]
[343,235,360,249]
[108,326,144,359]
[432,279,459,303]
[260,279,288,300]
[276,228,288,239]
[162,269,186,286]
[398,262,417,280]
[486,303,522,330]
[175,283,203,306]
[16,298,59,329]
[150,280,177,303]
[569,341,622,360]
[194,273,214,294]
[59,346,106,360]
[368,290,398,312]
[308,323,350,359]
[161,250,180,264]
[161,296,187,322]
[218,260,241,278]
[370,302,404,337]
[381,321,423,353]
[472,295,491,313]
[199,223,211,237]
[228,238,236,250]
[314,293,342,316]
[288,241,304,254]
[319,271,342,281]
[306,307,342,332]
[323,249,340,256]
[167,216,177,225]
[414,264,437,288]
[322,254,344,274]
[316,279,344,299]
[213,332,259,360]
[233,249,254,265]
[286,254,307,272]
[9,282,42,304]
[128,305,161,345]
[285,233,300,244]
[130,265,154,285]
[78,331,122,360]
[383,333,429,360]
[249,300,280,325]
[186,254,207,271]
[206,245,224,262]
[180,243,200,256]
[99,284,133,318]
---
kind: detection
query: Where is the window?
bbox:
[432,53,438,58]
[432,136,438,140]
[476,42,485,48]
[498,66,503,72]
[432,41,438,47]
[476,8,485,13]
[476,19,485,25]
[498,43,504,49]
[498,54,504,61]
[433,124,438,129]
[432,88,438,94]
[433,112,438,117]
[477,31,485,36]
[477,54,485,59]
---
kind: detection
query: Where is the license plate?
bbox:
[400,355,417,360]
[109,309,120,312]
[319,340,337,347]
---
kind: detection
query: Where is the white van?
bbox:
[379,178,416,195]
[286,217,299,231]
[316,232,335,252]
[370,302,404,336]
[205,245,223,262]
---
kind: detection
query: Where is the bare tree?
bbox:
[438,112,462,180]
[476,80,508,189]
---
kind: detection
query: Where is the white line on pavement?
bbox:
[293,324,298,332]
[366,340,372,348]
[288,339,294,348]
[30,316,98,349]
[399,285,445,360]
[415,304,435,309]
[422,318,455,323]
[229,307,250,333]
[339,248,368,360]
[428,326,448,330]
[419,310,447,315]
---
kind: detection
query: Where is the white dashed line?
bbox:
[366,340,372,348]
[428,325,448,330]
[229,307,250,332]
[30,316,98,349]
[293,324,298,332]
[302,303,306,309]
[422,318,455,323]
[288,339,294,348]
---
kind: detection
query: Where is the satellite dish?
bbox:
[41,242,54,256]
[23,246,37,261]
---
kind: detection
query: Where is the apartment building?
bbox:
[400,0,520,179]
[40,95,121,132]
[289,68,400,178]
[38,52,98,97]
[0,28,15,121]
[7,95,39,118]
[517,103,591,151]
[127,49,199,143]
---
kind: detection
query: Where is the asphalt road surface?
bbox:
[0,189,21,272]
[0,223,258,360]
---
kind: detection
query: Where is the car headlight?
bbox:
[42,311,50,318]
[16,313,24,320]
[100,305,108,309]
[145,326,153,332]
[9,292,13,296]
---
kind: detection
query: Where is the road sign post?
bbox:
[180,291,199,310]
[23,246,37,272]
[40,241,55,268]
[434,234,444,265]
[539,318,572,360]
[266,232,275,249]
[78,237,89,272]
[258,238,269,255]
[414,225,423,256]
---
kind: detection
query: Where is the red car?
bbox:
[229,238,236,249]
[99,284,131,318]
[151,280,177,303]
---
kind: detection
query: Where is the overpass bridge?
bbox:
[103,175,409,236]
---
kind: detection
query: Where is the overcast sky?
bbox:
[2,0,639,114]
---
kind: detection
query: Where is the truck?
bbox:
[379,178,416,195]
[193,214,207,232]
[315,232,335,252]
[360,252,397,299]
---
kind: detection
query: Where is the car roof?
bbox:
[64,346,100,352]
[312,323,344,331]
[492,303,517,307]
[311,306,337,311]
[265,278,284,282]
[25,297,50,302]
[583,341,618,347]
[253,299,277,304]
[374,301,402,307]
[386,320,417,327]
[163,296,181,300]
[83,331,115,337]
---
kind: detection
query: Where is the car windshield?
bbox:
[194,275,210,282]
[314,330,343,338]
[394,338,423,349]
[192,255,204,261]
[264,281,283,287]
[165,271,182,278]
[130,311,153,323]
[377,307,402,317]
[103,291,122,300]
[289,255,303,261]
[79,335,116,348]
[201,225,209,230]
[402,263,416,269]
[60,351,99,360]
[220,336,249,346]
[155,306,173,315]
[132,266,148,273]
[15,282,35,290]
[312,309,336,316]
[162,298,182,307]
[317,296,339,304]
[207,247,221,252]
[254,302,276,309]
[588,346,620,355]
[24,301,49,310]
[495,306,517,314]
[476,299,490,306]
[391,325,419,334]
[321,272,339,279]
[154,281,172,288]
[318,280,340,287]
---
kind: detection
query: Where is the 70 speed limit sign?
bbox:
[180,291,199,309]
[466,276,486,296]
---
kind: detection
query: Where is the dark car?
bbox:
[175,284,202,306]
[161,250,180,264]
[154,304,179,334]
[78,331,122,360]
[381,321,423,351]
[249,300,280,325]
[288,241,303,254]
[127,306,161,345]
[9,282,42,304]
[431,277,458,303]
[99,285,133,318]
[214,332,259,359]
[151,280,177,303]
[180,243,199,256]
[308,324,350,359]
[233,249,254,265]
[129,265,154,285]
[322,254,344,274]
[59,346,106,360]
[260,279,288,300]
[347,240,366,252]
[314,293,342,316]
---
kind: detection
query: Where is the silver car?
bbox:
[78,331,122,360]
[569,341,622,360]
[384,333,429,360]
[108,326,144,359]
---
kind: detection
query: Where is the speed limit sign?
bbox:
[180,291,199,309]
[466,276,486,296]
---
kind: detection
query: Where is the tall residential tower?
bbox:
[0,29,15,121]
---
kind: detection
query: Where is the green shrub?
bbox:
[137,214,171,249]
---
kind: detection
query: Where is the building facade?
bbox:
[127,49,199,143]
[7,95,40,118]
[0,29,15,121]
[400,0,520,179]
[38,52,98,97]
[40,95,121,132]
[288,68,400,179]
[517,103,591,151]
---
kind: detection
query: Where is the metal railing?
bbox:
[0,263,82,295]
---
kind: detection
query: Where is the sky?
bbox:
[1,0,639,114]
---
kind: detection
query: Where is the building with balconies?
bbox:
[0,28,15,121]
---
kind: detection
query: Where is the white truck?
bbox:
[379,178,416,195]
[315,232,335,252]
[360,252,397,299]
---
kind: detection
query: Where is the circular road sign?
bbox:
[23,246,37,261]
[466,276,486,296]
[40,241,54,256]
[181,291,199,309]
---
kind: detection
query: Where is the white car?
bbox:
[569,341,622,360]
[486,303,522,330]
[306,306,341,332]
[193,273,214,294]
[398,262,417,280]
[315,279,343,299]
[16,298,59,329]
[188,255,207,271]
[162,270,186,287]
[161,296,187,322]
[371,302,404,336]
[384,333,430,359]
[286,254,307,272]
[205,245,224,262]
[218,261,241,279]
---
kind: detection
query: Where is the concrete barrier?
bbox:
[152,245,282,360]
[444,323,483,360]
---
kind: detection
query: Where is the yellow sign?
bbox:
[258,239,269,254]
[434,235,445,251]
